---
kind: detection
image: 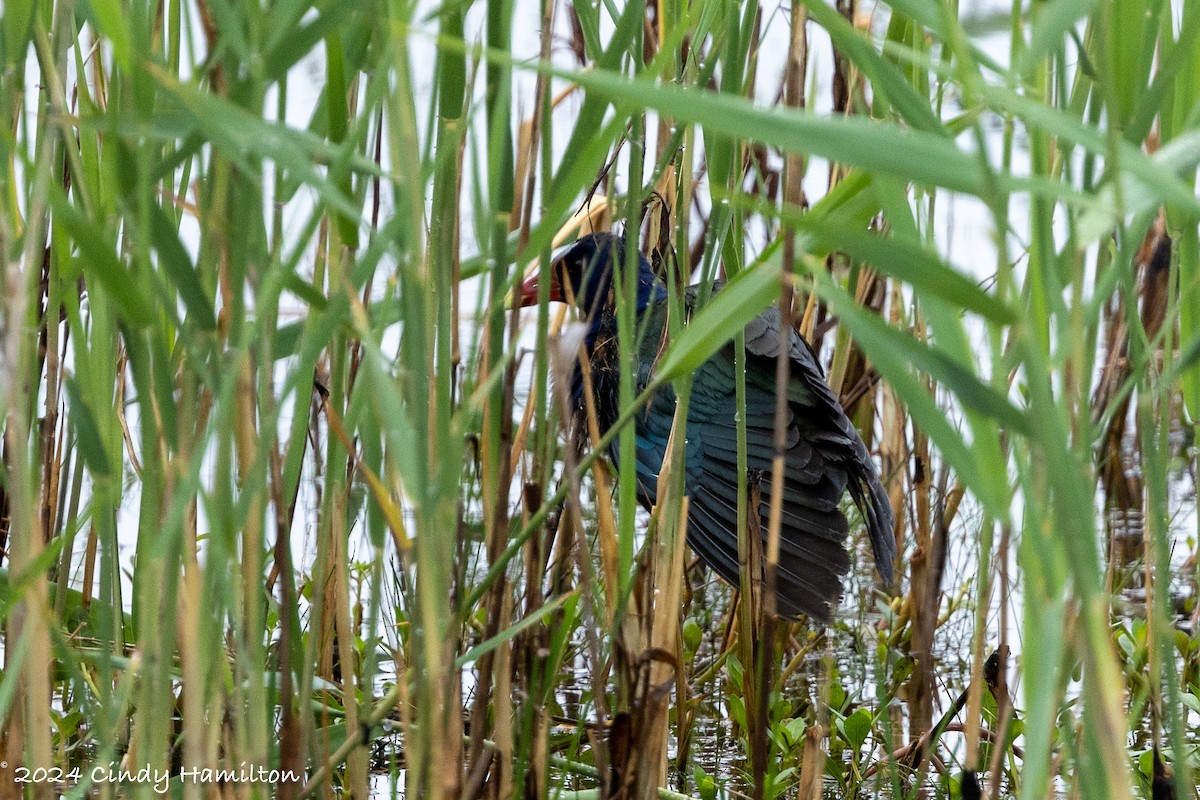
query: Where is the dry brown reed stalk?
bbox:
[480,179,521,800]
[512,366,550,800]
[631,425,690,798]
[962,516,987,790]
[643,175,676,273]
[493,244,557,800]
[538,300,620,786]
[113,349,142,477]
[904,308,940,775]
[508,303,569,478]
[512,44,569,244]
[754,5,811,793]
[53,398,84,618]
[467,560,511,791]
[879,281,909,590]
[494,590,517,798]
[0,17,59,788]
[507,199,610,483]
[796,289,820,344]
[471,177,526,798]
[768,0,808,626]
[575,343,621,622]
[552,200,618,604]
[47,326,72,615]
[744,482,770,800]
[1096,214,1172,575]
[796,701,827,800]
[835,264,886,415]
[38,289,63,554]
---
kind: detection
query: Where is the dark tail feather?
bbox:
[847,457,895,585]
[687,472,851,621]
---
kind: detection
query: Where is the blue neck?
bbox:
[571,268,665,408]
[636,269,669,311]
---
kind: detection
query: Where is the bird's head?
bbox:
[519,232,665,317]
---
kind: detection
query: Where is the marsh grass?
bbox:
[1,0,1199,798]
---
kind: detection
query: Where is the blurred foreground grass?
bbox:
[1,0,1199,798]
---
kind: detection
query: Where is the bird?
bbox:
[519,232,895,621]
[1152,747,1176,800]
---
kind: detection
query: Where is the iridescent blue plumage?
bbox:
[528,232,895,620]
